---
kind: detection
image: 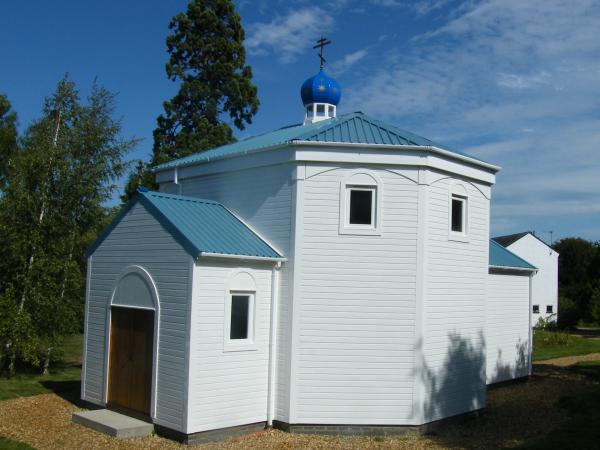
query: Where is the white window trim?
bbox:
[448,192,469,242]
[339,172,382,236]
[223,290,257,352]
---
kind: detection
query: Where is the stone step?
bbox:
[72,409,154,439]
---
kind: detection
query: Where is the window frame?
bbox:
[533,304,540,314]
[546,305,553,314]
[305,105,314,120]
[339,172,382,236]
[448,191,469,242]
[223,290,257,352]
[347,185,376,227]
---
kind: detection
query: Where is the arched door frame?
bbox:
[102,265,161,419]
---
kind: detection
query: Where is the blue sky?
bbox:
[1,0,599,241]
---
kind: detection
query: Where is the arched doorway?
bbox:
[105,266,159,418]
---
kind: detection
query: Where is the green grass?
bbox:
[0,334,82,401]
[532,330,600,361]
[0,437,34,450]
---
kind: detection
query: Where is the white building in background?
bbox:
[80,57,539,444]
[493,232,559,326]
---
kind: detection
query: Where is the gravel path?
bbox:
[1,352,598,449]
[0,394,437,450]
[534,352,600,367]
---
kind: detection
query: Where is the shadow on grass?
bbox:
[416,334,600,449]
[38,379,84,406]
[517,363,600,449]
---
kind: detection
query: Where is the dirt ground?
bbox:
[0,354,598,450]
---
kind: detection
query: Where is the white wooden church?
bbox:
[81,56,538,442]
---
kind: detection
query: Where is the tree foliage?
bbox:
[553,237,600,327]
[122,0,258,201]
[0,78,136,375]
[0,94,18,189]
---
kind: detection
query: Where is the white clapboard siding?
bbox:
[85,202,192,431]
[422,177,489,423]
[187,259,273,433]
[293,164,419,424]
[486,272,531,384]
[174,163,295,422]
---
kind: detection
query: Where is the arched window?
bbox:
[339,171,382,235]
[449,183,469,241]
[224,271,258,352]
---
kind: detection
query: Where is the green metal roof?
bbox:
[86,190,282,260]
[489,239,536,271]
[154,111,491,171]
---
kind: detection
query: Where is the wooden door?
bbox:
[108,306,154,416]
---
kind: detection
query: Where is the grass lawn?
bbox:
[0,334,82,401]
[532,329,600,361]
[0,437,34,450]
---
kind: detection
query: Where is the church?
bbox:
[80,47,537,443]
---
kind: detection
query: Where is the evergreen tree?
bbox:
[122,0,259,202]
[0,78,137,375]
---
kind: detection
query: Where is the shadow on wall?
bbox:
[421,331,486,422]
[490,339,529,384]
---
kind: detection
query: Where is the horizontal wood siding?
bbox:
[187,260,273,432]
[177,164,294,422]
[486,272,530,383]
[85,202,191,431]
[294,164,419,424]
[422,176,489,423]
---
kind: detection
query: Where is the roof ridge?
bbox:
[142,190,221,206]
[292,112,359,141]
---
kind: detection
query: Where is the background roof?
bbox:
[489,239,536,270]
[154,112,489,171]
[493,231,553,249]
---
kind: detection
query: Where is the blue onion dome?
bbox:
[300,70,342,106]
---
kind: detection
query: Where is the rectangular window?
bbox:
[230,294,250,340]
[328,105,334,116]
[348,187,374,225]
[451,195,466,233]
[546,305,553,314]
[316,104,325,116]
[533,305,540,314]
[306,105,313,119]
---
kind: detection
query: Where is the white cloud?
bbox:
[330,49,368,75]
[245,8,334,63]
[342,0,600,236]
[412,0,454,16]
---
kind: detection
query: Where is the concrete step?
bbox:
[72,409,154,439]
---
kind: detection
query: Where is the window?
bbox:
[316,104,325,116]
[451,194,466,233]
[339,172,382,235]
[533,305,540,314]
[546,305,553,314]
[306,105,313,119]
[230,295,250,340]
[328,105,335,116]
[348,187,374,225]
[224,290,256,351]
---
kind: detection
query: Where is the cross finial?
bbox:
[313,36,332,70]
